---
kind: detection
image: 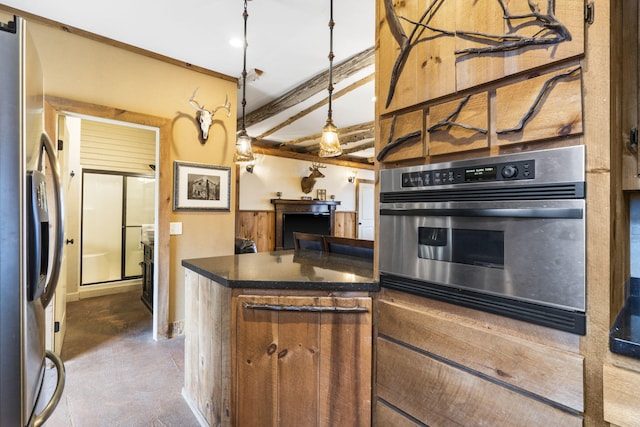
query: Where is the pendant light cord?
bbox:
[327,0,335,122]
[240,0,248,133]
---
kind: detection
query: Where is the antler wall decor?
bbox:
[300,163,327,194]
[189,87,232,143]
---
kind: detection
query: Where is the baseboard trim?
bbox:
[169,320,185,338]
[77,280,142,300]
[182,388,209,427]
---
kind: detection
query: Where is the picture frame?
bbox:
[173,161,231,211]
[317,189,327,201]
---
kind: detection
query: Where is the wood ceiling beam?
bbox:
[302,134,374,155]
[340,141,375,155]
[242,46,375,128]
[340,131,375,145]
[250,139,374,169]
[256,73,375,140]
[281,121,375,146]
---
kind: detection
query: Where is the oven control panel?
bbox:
[401,159,535,188]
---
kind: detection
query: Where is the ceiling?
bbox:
[4,0,377,165]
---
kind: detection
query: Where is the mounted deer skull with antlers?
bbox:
[189,87,231,143]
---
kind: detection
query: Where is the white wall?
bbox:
[238,155,374,212]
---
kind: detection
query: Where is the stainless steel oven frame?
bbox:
[379,145,586,334]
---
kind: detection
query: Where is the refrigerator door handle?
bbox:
[39,132,64,308]
[32,350,66,427]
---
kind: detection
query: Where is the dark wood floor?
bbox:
[43,290,199,426]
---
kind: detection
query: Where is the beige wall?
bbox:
[28,21,238,324]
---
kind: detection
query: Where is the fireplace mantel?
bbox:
[271,199,341,250]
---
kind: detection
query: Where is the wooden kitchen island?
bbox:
[181,250,378,427]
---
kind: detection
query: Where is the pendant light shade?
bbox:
[234,0,255,163]
[319,0,342,158]
[319,119,341,157]
[234,130,254,162]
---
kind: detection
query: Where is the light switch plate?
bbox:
[170,222,183,235]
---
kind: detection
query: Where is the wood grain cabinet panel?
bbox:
[234,294,373,427]
[376,400,422,427]
[377,338,582,426]
[376,0,421,114]
[414,0,456,104]
[377,0,585,114]
[378,299,584,411]
[375,295,584,425]
[603,363,640,427]
[184,273,373,426]
[496,65,583,146]
[427,92,489,156]
[378,110,425,163]
[454,0,506,90]
[184,270,232,427]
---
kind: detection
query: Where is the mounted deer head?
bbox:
[189,87,231,143]
[300,163,326,194]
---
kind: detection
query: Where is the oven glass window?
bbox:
[418,227,504,269]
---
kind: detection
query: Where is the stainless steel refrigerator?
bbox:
[0,15,66,426]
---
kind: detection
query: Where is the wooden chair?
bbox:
[322,236,374,260]
[292,232,325,251]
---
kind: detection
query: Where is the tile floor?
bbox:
[43,291,199,426]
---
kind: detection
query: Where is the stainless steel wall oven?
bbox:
[379,145,586,334]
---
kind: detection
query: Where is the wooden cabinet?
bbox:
[621,1,640,190]
[140,243,153,312]
[603,363,640,427]
[376,289,584,425]
[378,110,425,163]
[376,0,585,116]
[375,0,586,163]
[183,269,373,426]
[234,293,372,427]
[184,269,232,426]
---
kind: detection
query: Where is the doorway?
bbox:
[46,97,171,342]
[59,113,158,302]
[357,179,375,240]
[81,170,155,286]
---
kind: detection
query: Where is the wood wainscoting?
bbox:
[334,211,357,239]
[236,210,356,252]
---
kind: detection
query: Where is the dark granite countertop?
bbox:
[182,249,378,292]
[610,278,640,359]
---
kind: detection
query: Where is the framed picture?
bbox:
[317,189,326,201]
[173,161,231,211]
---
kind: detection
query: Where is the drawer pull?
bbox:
[242,302,368,313]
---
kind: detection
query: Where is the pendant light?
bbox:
[234,0,255,163]
[318,0,342,157]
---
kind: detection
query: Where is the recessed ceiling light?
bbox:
[229,38,243,48]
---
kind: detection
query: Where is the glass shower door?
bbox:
[82,173,123,284]
[81,171,155,285]
[124,176,155,277]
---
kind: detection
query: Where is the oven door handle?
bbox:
[380,207,583,219]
